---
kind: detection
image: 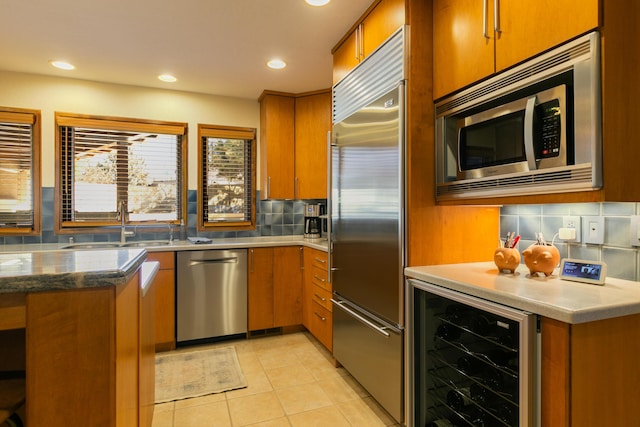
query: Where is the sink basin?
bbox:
[121,241,172,247]
[61,240,172,249]
[61,242,124,249]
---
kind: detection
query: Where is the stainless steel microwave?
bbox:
[435,31,602,201]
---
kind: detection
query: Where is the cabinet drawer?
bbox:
[310,283,332,312]
[146,251,175,270]
[311,265,329,291]
[311,302,332,351]
[309,250,328,267]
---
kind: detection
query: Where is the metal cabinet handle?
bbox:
[314,257,327,264]
[494,0,501,34]
[313,274,326,283]
[250,249,254,273]
[314,293,326,302]
[482,0,489,38]
[299,247,303,270]
[326,130,332,284]
[331,299,391,337]
[354,24,360,60]
[314,312,326,321]
[359,24,364,59]
[267,176,271,199]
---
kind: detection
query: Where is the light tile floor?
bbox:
[152,332,401,427]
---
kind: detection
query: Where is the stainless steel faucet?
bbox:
[168,223,174,243]
[117,201,135,243]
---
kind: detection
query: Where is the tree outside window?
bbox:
[198,124,256,231]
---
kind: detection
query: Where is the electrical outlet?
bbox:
[562,216,581,242]
[582,216,605,245]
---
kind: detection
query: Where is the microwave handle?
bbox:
[524,96,538,171]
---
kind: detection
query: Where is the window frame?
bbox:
[0,107,41,236]
[54,112,188,234]
[197,124,256,231]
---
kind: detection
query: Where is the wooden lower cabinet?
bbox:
[541,314,640,426]
[26,271,143,426]
[248,246,303,331]
[302,248,332,351]
[147,251,176,351]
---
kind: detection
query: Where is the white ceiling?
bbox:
[0,0,374,100]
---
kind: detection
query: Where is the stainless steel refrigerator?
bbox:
[330,81,405,423]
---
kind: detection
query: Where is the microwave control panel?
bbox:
[535,99,562,159]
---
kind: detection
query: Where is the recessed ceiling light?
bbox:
[267,59,287,70]
[158,74,177,83]
[305,0,330,6]
[50,60,75,70]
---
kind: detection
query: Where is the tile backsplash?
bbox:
[0,188,325,246]
[501,202,640,281]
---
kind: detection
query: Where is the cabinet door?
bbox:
[259,94,295,200]
[294,91,331,200]
[248,248,274,330]
[362,0,405,57]
[495,0,599,73]
[333,29,360,85]
[433,0,495,100]
[147,252,175,351]
[273,246,303,327]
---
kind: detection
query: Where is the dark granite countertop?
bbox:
[0,248,147,293]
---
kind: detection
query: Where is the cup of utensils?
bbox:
[494,232,521,274]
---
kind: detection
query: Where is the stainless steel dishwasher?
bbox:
[176,249,247,343]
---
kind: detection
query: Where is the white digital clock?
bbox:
[560,258,607,285]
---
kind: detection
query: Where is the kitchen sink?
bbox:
[61,242,124,249]
[61,241,172,249]
[121,241,172,247]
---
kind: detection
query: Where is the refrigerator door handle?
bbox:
[331,298,391,337]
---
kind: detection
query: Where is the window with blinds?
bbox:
[198,124,256,230]
[55,113,187,229]
[0,108,41,235]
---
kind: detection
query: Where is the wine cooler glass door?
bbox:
[407,279,538,427]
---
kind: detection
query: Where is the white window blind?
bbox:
[0,112,37,230]
[200,126,255,227]
[58,116,185,226]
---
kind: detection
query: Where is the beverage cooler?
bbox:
[406,279,540,427]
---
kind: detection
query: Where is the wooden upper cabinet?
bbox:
[433,0,599,100]
[496,0,598,72]
[294,91,331,199]
[333,30,361,85]
[432,0,495,100]
[332,0,406,84]
[259,90,330,200]
[361,0,405,56]
[259,92,295,200]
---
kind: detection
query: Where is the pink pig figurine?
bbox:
[522,243,560,277]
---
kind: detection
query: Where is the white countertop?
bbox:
[405,262,640,324]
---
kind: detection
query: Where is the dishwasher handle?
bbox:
[189,257,238,266]
[331,298,391,337]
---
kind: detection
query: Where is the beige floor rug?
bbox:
[155,346,247,403]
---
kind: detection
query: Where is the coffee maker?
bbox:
[304,203,322,239]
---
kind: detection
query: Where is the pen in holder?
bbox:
[494,232,521,274]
